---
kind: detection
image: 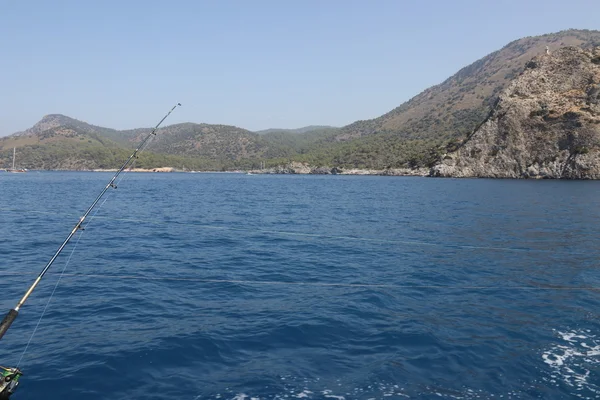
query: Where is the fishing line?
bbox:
[15,172,124,367]
[0,103,181,340]
[0,207,585,255]
[1,272,598,291]
[8,119,156,361]
[15,230,84,367]
[0,103,181,399]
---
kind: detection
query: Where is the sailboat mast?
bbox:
[12,148,15,170]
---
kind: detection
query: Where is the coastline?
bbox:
[248,168,429,177]
[8,165,429,176]
[91,167,176,173]
[246,162,429,177]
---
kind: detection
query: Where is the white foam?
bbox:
[195,376,523,399]
[558,331,589,342]
[294,390,312,398]
[542,329,600,396]
[321,389,345,400]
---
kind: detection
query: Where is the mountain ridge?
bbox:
[334,29,600,142]
[4,29,600,173]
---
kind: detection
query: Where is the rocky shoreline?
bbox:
[247,162,428,176]
[91,167,176,173]
[80,164,428,176]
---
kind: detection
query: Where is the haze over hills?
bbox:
[2,29,600,174]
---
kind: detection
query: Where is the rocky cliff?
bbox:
[431,46,600,179]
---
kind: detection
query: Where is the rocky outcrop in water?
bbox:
[431,46,600,179]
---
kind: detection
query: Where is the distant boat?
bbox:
[7,148,26,173]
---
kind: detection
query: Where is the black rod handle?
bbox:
[0,310,18,341]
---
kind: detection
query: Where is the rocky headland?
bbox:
[431,46,600,179]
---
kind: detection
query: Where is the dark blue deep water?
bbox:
[1,172,599,399]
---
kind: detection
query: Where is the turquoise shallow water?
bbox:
[0,172,599,399]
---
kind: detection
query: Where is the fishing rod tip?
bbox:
[177,103,182,106]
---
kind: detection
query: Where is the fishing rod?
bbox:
[0,103,181,399]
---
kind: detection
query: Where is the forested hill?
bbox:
[0,116,336,170]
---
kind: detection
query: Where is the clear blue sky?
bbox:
[0,0,598,135]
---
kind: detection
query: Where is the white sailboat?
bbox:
[7,147,26,173]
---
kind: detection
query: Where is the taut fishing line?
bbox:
[1,272,597,292]
[0,103,181,399]
[0,207,582,255]
[15,186,122,368]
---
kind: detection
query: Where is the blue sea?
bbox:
[1,172,599,400]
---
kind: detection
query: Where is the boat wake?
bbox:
[541,329,600,397]
[193,375,525,400]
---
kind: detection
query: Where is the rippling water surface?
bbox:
[1,172,599,400]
